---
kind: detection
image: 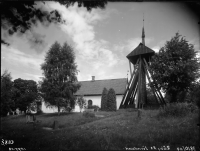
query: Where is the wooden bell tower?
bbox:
[120,19,166,109]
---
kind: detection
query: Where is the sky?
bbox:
[1,2,199,83]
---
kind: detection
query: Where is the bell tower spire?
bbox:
[142,14,145,45]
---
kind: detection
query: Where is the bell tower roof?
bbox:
[126,43,155,64]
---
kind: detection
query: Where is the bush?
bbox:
[77,96,86,112]
[62,106,72,112]
[158,102,198,117]
[82,112,95,118]
[88,105,99,112]
[101,88,108,111]
[187,103,199,112]
[107,88,116,111]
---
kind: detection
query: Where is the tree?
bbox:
[186,80,200,107]
[150,33,200,103]
[12,78,39,112]
[107,88,117,111]
[1,1,107,46]
[1,70,15,116]
[101,87,108,111]
[40,41,80,115]
[76,95,86,112]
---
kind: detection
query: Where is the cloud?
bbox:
[25,30,48,54]
[151,40,167,53]
[151,46,160,53]
[2,2,121,82]
[45,2,119,73]
[24,73,42,82]
[113,37,154,53]
[189,38,200,51]
[1,21,48,54]
[1,45,43,69]
[126,38,142,52]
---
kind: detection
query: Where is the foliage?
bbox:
[82,112,95,118]
[146,87,157,105]
[157,102,198,118]
[12,78,39,112]
[40,41,80,115]
[29,102,37,112]
[150,32,200,103]
[107,88,117,111]
[63,106,72,113]
[88,105,100,112]
[76,95,87,112]
[187,80,200,108]
[101,87,108,111]
[35,95,43,113]
[1,70,15,116]
[1,1,107,45]
[165,82,200,106]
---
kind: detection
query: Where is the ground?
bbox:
[1,109,199,150]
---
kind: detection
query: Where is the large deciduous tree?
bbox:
[12,78,39,112]
[101,87,108,111]
[40,41,80,115]
[150,33,200,103]
[1,70,15,116]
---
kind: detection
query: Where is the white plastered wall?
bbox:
[74,95,123,112]
[41,101,58,113]
[41,95,124,113]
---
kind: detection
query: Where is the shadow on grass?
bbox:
[39,112,78,117]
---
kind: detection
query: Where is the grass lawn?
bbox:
[1,109,199,150]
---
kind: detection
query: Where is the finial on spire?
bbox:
[143,13,144,27]
[142,13,145,45]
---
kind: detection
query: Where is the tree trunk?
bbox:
[58,105,60,116]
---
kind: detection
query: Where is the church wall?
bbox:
[41,101,58,113]
[41,94,124,113]
[78,95,123,110]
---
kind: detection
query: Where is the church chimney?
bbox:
[92,76,95,81]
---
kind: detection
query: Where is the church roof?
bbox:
[127,43,155,64]
[74,78,127,96]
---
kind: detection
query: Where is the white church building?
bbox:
[41,76,127,113]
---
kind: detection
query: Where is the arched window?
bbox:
[88,100,93,107]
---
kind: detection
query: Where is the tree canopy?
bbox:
[12,78,39,112]
[40,41,80,115]
[1,70,14,116]
[1,1,107,46]
[150,32,200,103]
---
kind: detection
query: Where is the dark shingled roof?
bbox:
[75,78,127,96]
[127,43,155,64]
